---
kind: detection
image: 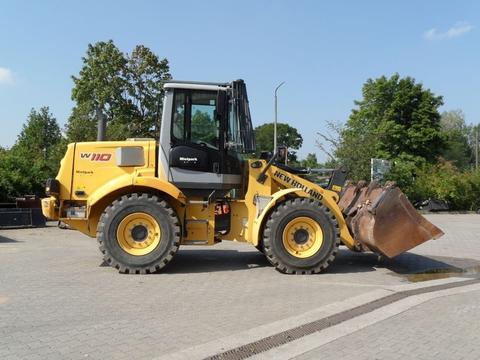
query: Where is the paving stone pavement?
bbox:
[0,214,478,359]
[294,289,480,360]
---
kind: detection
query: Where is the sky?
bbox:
[0,0,479,161]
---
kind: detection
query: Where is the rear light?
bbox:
[62,201,87,219]
[65,205,86,218]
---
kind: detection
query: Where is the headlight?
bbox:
[45,178,60,197]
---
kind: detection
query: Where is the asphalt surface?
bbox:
[0,214,479,359]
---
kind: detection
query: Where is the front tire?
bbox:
[97,193,181,274]
[263,198,340,274]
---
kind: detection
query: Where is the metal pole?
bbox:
[476,126,479,170]
[371,158,374,182]
[274,81,285,153]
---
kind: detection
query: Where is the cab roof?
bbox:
[163,80,230,91]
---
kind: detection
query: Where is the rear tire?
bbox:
[97,193,181,274]
[263,198,340,274]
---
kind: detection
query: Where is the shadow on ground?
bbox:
[383,252,480,274]
[158,247,480,276]
[98,249,271,273]
[163,249,271,274]
[0,235,21,243]
[96,243,480,276]
[330,247,480,280]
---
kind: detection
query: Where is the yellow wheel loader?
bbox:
[42,80,443,274]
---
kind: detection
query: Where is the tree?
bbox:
[439,110,472,169]
[125,45,171,138]
[0,150,22,201]
[69,40,171,142]
[13,107,63,166]
[335,74,445,181]
[300,153,319,168]
[0,107,64,200]
[254,122,303,161]
[71,40,128,123]
[316,120,342,166]
[65,104,98,142]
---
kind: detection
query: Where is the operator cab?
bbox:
[159,80,255,194]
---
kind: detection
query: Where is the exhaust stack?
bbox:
[96,105,106,141]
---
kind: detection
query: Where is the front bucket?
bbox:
[339,182,444,258]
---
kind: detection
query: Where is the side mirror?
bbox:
[216,90,227,120]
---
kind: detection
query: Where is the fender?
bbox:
[88,173,186,209]
[250,188,355,249]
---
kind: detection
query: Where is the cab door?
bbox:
[168,89,242,190]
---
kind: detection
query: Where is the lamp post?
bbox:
[274,81,285,153]
[475,125,479,170]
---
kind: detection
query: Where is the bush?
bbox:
[384,156,480,210]
[409,162,480,211]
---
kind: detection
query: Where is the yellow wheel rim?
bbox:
[116,212,161,256]
[282,216,323,258]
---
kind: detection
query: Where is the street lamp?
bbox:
[274,81,285,153]
[475,125,479,170]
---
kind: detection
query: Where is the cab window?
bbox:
[172,90,219,149]
[191,92,218,148]
[172,93,185,140]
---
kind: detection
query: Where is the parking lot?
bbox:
[1,214,479,359]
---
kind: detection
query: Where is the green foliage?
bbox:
[254,122,303,161]
[439,110,472,169]
[65,104,98,142]
[300,153,319,168]
[68,40,171,142]
[0,107,64,201]
[384,154,426,197]
[468,124,480,162]
[71,40,127,119]
[191,110,218,145]
[411,161,480,211]
[14,107,61,156]
[336,74,445,181]
[0,150,32,201]
[126,45,171,137]
[384,110,478,207]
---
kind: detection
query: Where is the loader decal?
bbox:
[80,153,112,162]
[273,170,323,201]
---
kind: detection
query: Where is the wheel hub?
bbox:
[116,212,161,256]
[282,216,323,258]
[293,228,309,245]
[131,225,148,242]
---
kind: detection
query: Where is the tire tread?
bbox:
[263,197,340,274]
[96,193,180,274]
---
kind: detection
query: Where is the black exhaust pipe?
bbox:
[96,105,106,141]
